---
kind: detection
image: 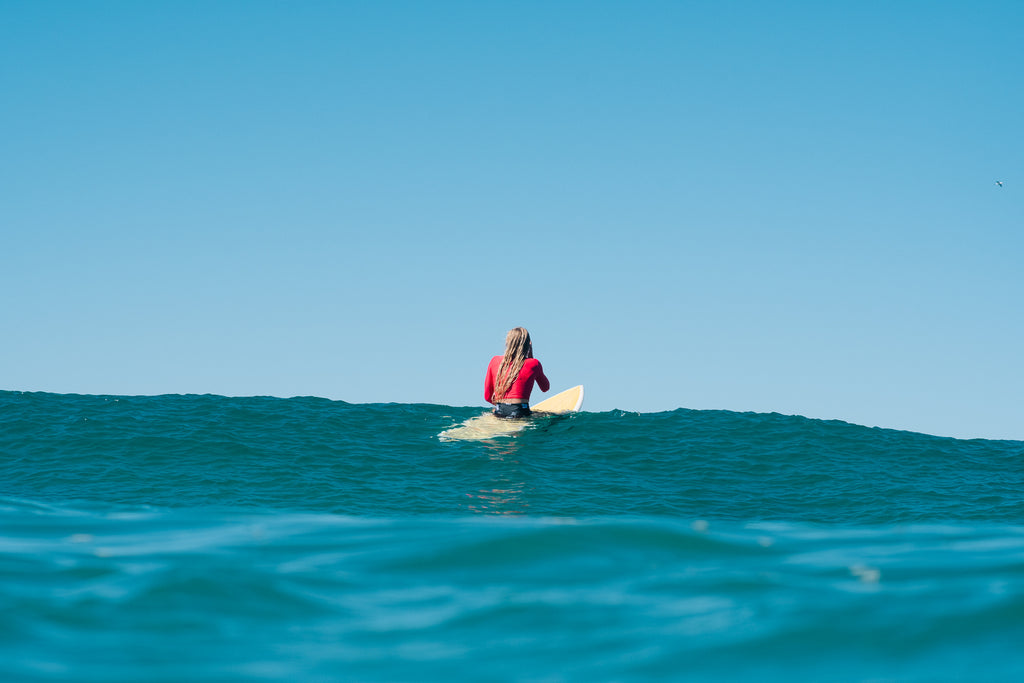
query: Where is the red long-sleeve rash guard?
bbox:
[484,356,550,404]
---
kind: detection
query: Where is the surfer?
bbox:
[484,327,550,418]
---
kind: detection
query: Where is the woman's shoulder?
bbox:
[524,358,543,369]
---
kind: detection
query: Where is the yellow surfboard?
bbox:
[438,385,585,442]
[531,385,584,414]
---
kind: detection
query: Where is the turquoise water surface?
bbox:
[2,390,1023,681]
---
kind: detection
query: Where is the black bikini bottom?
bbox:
[493,402,531,419]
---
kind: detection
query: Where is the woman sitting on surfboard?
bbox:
[484,327,550,419]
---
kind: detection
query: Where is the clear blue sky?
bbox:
[2,1,1020,439]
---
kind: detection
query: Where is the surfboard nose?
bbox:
[530,385,584,414]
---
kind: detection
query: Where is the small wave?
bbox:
[3,507,1024,680]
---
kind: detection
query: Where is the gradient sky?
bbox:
[2,1,1021,439]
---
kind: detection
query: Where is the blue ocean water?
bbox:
[2,390,1023,681]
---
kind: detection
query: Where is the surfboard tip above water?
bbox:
[531,385,584,414]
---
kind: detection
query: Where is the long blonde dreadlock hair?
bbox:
[493,327,533,402]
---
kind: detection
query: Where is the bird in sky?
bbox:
[995,181,1003,187]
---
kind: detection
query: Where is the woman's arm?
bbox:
[484,357,497,403]
[533,360,550,393]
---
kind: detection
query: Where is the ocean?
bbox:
[2,390,1023,681]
